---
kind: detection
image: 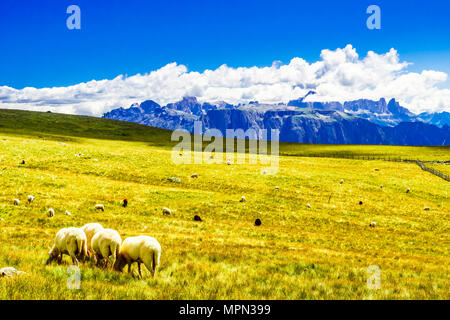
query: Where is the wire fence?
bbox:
[280,152,450,182]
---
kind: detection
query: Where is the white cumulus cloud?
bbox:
[0,44,449,116]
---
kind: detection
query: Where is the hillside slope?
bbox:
[0,109,449,299]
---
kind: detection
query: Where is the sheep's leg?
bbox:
[138,262,142,278]
[71,256,79,266]
[128,263,132,274]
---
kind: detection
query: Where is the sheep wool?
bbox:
[114,235,161,278]
[47,227,87,266]
[91,228,122,268]
[81,223,104,254]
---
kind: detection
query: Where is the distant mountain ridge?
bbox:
[103,96,450,145]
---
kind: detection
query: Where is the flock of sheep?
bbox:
[11,195,161,278]
[46,223,161,278]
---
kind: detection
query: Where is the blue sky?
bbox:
[1,0,449,89]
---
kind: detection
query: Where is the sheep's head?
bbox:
[46,250,58,265]
[113,254,127,272]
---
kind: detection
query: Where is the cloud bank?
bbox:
[1,45,449,116]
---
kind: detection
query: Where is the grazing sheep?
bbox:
[46,227,87,266]
[406,188,411,193]
[64,211,72,216]
[274,186,280,190]
[226,160,231,165]
[306,203,312,208]
[254,218,262,226]
[193,215,202,221]
[162,207,172,215]
[114,235,161,278]
[13,199,20,206]
[424,206,430,211]
[240,196,246,202]
[191,173,199,178]
[47,208,55,217]
[94,204,105,212]
[380,185,383,189]
[27,195,35,204]
[91,229,122,268]
[369,222,376,228]
[122,198,128,208]
[81,223,104,257]
[340,179,344,184]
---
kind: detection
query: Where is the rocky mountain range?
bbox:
[103,95,450,145]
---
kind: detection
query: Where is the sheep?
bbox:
[369,222,376,228]
[91,229,122,268]
[193,215,202,221]
[162,207,172,215]
[274,186,280,190]
[226,160,231,165]
[46,227,87,266]
[239,196,246,202]
[81,223,104,257]
[424,206,430,211]
[306,203,312,208]
[20,160,25,165]
[122,198,128,208]
[191,173,199,178]
[64,211,72,216]
[27,195,35,204]
[359,201,363,205]
[254,218,262,226]
[340,179,344,184]
[114,235,161,278]
[13,199,20,206]
[47,208,55,217]
[167,177,181,183]
[0,267,26,278]
[406,188,411,193]
[94,204,105,212]
[374,168,379,171]
[380,185,383,189]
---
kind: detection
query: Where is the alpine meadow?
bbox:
[0,109,448,300]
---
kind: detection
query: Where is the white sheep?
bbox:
[64,211,72,216]
[307,203,312,208]
[46,227,87,266]
[81,223,104,256]
[114,235,161,278]
[91,228,122,268]
[406,188,411,193]
[239,196,246,202]
[340,179,344,184]
[226,160,231,165]
[13,199,20,206]
[274,186,280,190]
[27,195,35,204]
[380,185,383,189]
[191,173,199,178]
[369,222,376,228]
[47,208,55,217]
[424,206,430,211]
[94,204,105,212]
[162,207,172,215]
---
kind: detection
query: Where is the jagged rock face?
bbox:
[103,96,450,145]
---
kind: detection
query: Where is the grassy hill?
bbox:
[0,109,449,299]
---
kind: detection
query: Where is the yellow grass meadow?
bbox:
[0,110,449,299]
